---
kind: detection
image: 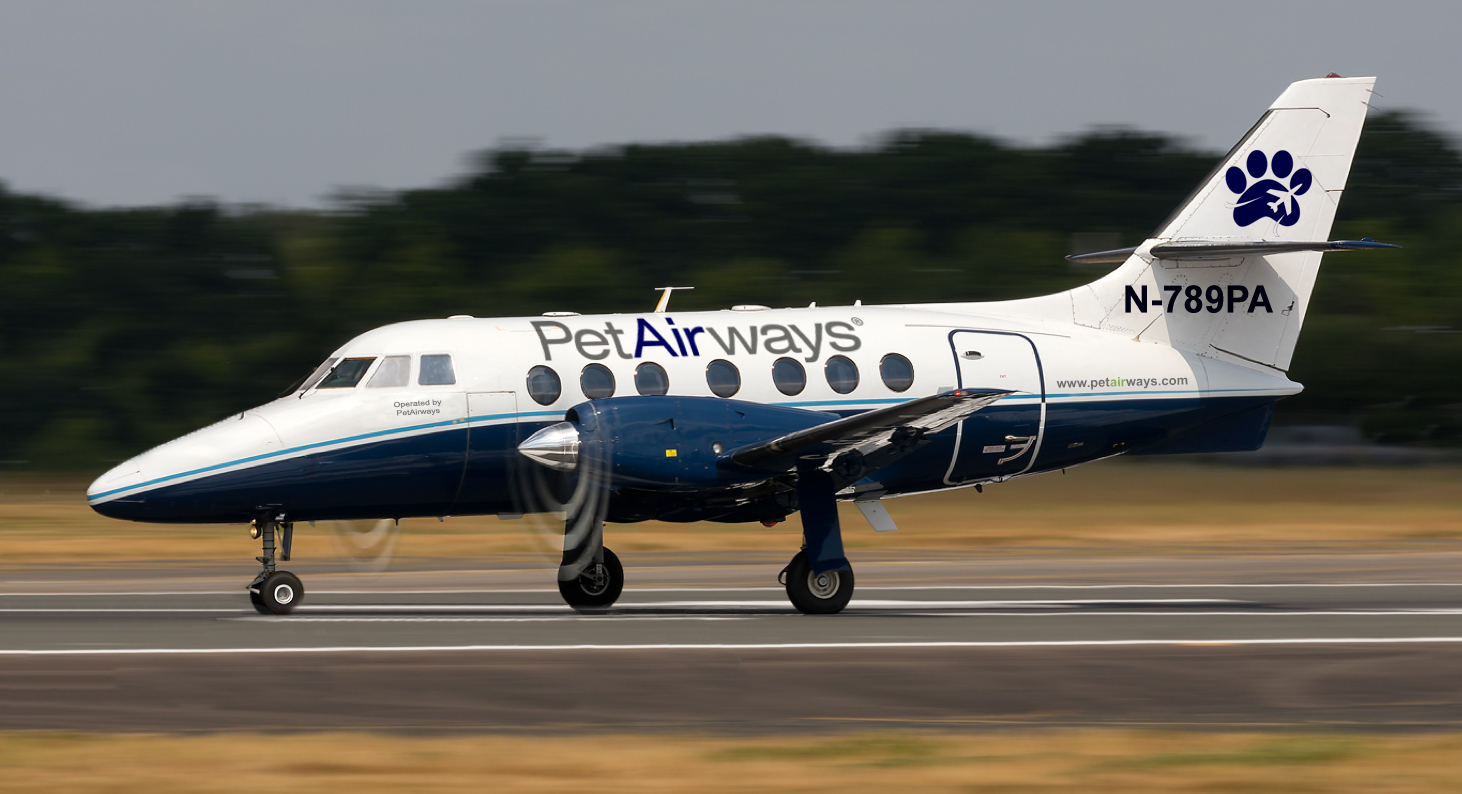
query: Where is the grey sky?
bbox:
[2,1,1458,208]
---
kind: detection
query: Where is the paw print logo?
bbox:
[1225,150,1312,227]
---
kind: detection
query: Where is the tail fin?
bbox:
[1069,76,1377,371]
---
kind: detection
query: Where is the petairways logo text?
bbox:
[533,317,861,363]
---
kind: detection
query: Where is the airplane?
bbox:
[87,75,1395,616]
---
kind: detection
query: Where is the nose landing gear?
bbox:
[247,517,305,615]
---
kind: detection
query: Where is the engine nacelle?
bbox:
[518,396,835,488]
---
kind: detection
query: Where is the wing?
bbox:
[728,388,1012,475]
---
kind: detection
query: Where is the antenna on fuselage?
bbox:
[653,286,694,312]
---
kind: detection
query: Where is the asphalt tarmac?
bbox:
[2,551,1462,732]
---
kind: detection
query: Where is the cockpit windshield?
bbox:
[315,357,376,389]
[297,357,339,393]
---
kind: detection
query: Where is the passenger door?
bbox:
[945,331,1046,482]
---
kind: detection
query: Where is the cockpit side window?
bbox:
[299,357,339,392]
[419,354,456,386]
[316,357,376,389]
[366,355,411,388]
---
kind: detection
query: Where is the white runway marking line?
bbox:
[4,583,1462,597]
[296,598,1245,610]
[225,616,749,623]
[906,610,1462,617]
[6,637,1462,655]
[224,607,1462,623]
[0,608,246,613]
[0,599,1247,615]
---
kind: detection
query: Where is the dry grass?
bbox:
[2,462,1461,565]
[2,729,1462,793]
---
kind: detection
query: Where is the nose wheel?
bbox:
[247,517,305,615]
[558,547,624,611]
[781,550,855,614]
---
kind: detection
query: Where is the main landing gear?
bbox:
[781,550,856,614]
[780,466,856,614]
[248,517,304,615]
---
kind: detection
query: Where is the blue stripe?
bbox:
[774,397,907,409]
[89,389,1271,503]
[89,415,467,501]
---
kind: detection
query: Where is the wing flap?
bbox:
[728,389,1011,470]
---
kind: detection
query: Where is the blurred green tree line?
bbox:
[2,112,1460,470]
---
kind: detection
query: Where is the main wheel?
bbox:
[251,571,304,615]
[559,547,624,611]
[784,550,854,615]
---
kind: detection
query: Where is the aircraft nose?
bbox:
[87,460,148,519]
[86,412,285,522]
[518,422,580,471]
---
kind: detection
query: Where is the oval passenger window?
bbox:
[824,356,859,395]
[526,365,562,406]
[580,363,615,400]
[772,357,806,396]
[705,359,741,398]
[879,353,915,392]
[635,362,669,396]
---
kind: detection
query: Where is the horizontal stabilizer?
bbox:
[1067,239,1398,265]
[1149,238,1400,259]
[1065,246,1138,265]
[730,388,1010,470]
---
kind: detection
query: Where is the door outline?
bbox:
[943,330,1047,482]
[453,391,520,510]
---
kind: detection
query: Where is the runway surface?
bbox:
[3,551,1462,731]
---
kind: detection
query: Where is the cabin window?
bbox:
[580,363,615,399]
[527,365,562,405]
[772,357,806,396]
[879,353,915,392]
[316,357,375,389]
[419,354,456,385]
[299,357,339,392]
[824,355,859,394]
[635,362,669,396]
[706,359,741,398]
[366,355,411,388]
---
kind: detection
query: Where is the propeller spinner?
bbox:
[517,422,580,471]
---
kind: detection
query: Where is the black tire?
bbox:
[252,571,304,615]
[784,550,854,615]
[558,547,624,611]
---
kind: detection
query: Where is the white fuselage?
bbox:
[86,302,1298,524]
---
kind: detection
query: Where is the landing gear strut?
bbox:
[781,466,855,614]
[557,502,623,610]
[247,517,304,615]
